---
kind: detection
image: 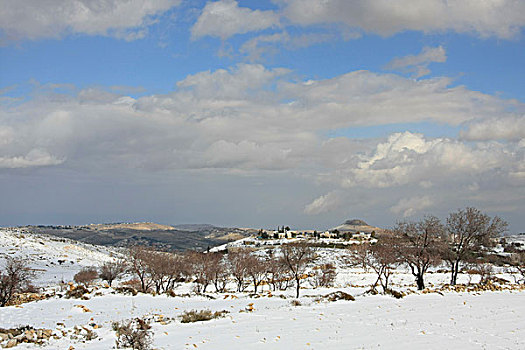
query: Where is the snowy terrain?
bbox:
[0,229,122,286]
[0,229,524,349]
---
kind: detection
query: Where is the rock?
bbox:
[4,339,18,348]
[323,291,355,301]
[0,333,8,341]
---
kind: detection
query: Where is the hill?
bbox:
[17,222,252,251]
[331,218,385,234]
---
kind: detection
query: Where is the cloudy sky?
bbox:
[1,0,524,232]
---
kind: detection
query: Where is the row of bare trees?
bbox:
[124,243,322,298]
[351,207,510,292]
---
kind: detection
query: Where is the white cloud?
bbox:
[460,115,525,141]
[191,0,280,40]
[391,196,434,217]
[1,65,524,224]
[0,0,180,42]
[240,31,334,61]
[281,0,525,39]
[0,149,64,169]
[385,46,447,78]
[304,192,341,215]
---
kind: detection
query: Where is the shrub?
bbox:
[74,268,98,287]
[180,309,229,323]
[66,285,89,299]
[113,318,152,350]
[310,263,337,288]
[290,299,302,306]
[0,257,34,307]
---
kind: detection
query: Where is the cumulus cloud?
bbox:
[1,65,522,174]
[304,192,341,215]
[0,149,64,169]
[1,65,524,224]
[391,196,434,217]
[385,46,447,78]
[280,0,525,38]
[337,131,523,189]
[0,0,180,42]
[191,0,280,40]
[460,115,525,141]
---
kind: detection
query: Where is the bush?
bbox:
[74,268,98,287]
[113,318,152,350]
[310,263,337,288]
[180,309,229,323]
[290,299,302,306]
[66,285,89,299]
[0,257,34,307]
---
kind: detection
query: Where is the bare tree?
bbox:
[510,251,525,284]
[147,251,182,294]
[245,254,267,294]
[368,237,400,292]
[445,207,507,285]
[0,257,34,307]
[99,260,127,287]
[186,251,216,293]
[351,243,371,271]
[310,263,337,288]
[280,242,316,298]
[74,267,98,287]
[265,255,290,291]
[209,253,229,293]
[392,216,445,290]
[227,249,250,292]
[128,246,154,293]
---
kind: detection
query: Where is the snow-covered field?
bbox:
[1,229,524,349]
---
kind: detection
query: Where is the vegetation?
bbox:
[0,257,34,307]
[180,309,229,323]
[73,267,98,287]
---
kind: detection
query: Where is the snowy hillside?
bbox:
[0,229,122,286]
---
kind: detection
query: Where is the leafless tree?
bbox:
[368,237,400,292]
[265,255,290,291]
[280,242,316,298]
[99,260,127,287]
[245,254,267,294]
[208,253,229,293]
[351,243,371,271]
[74,267,98,287]
[445,207,507,285]
[392,216,445,290]
[147,251,182,294]
[227,249,250,292]
[310,263,337,288]
[128,246,154,293]
[510,251,525,284]
[0,257,34,306]
[186,251,216,293]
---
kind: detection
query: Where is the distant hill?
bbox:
[17,222,252,252]
[331,219,384,234]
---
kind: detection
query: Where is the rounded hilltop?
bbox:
[331,219,384,234]
[343,219,368,226]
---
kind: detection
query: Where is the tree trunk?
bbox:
[416,274,425,290]
[450,260,459,285]
[295,277,300,298]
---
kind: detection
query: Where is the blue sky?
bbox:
[1,0,524,232]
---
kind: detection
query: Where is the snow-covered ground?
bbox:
[0,229,122,285]
[1,229,524,349]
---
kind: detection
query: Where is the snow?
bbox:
[1,229,524,349]
[0,229,123,285]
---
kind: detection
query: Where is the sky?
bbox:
[0,0,524,232]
